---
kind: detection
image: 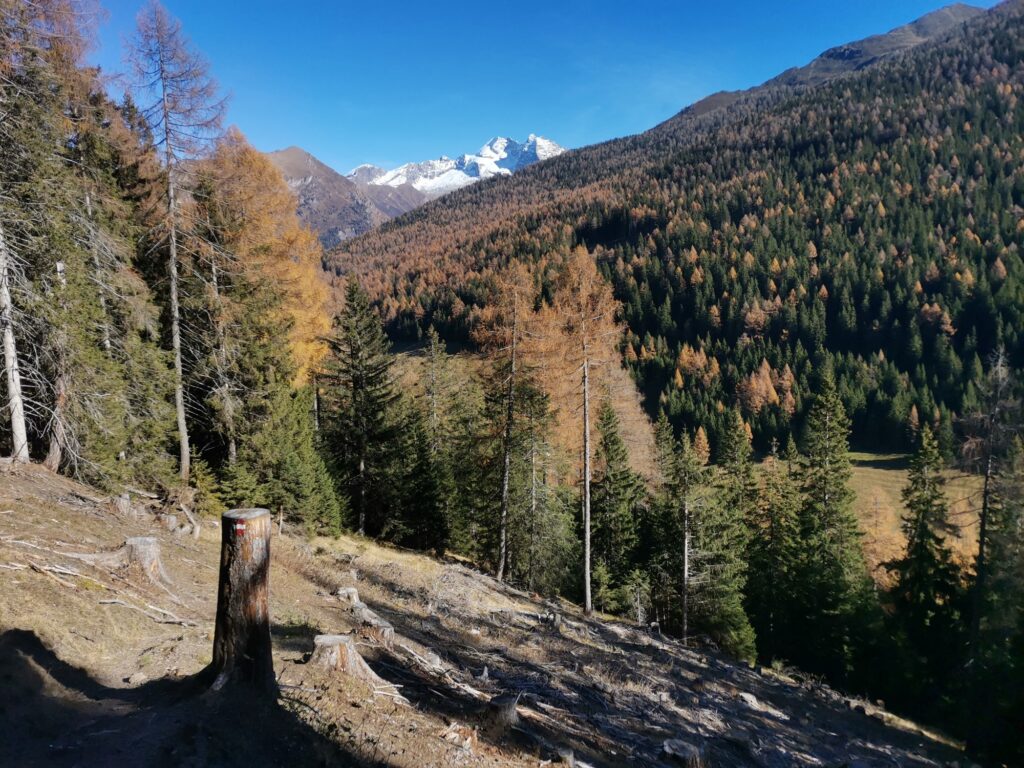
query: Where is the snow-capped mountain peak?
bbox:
[347,135,565,199]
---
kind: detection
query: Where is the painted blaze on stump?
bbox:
[209,508,275,692]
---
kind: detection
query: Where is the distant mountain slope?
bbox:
[662,2,985,125]
[349,134,566,199]
[267,146,398,249]
[330,2,1023,453]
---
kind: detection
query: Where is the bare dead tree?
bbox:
[128,0,225,484]
[0,222,28,462]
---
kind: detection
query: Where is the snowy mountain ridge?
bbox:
[349,134,565,199]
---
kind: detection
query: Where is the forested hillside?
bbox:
[332,1,1024,456]
[0,1,338,522]
[3,1,1024,764]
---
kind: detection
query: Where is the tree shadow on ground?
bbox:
[0,628,380,767]
[849,453,910,470]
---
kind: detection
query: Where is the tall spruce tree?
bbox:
[746,440,802,663]
[591,400,644,588]
[323,279,399,535]
[795,369,873,683]
[691,409,756,661]
[887,424,962,718]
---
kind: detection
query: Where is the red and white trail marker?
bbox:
[233,523,247,535]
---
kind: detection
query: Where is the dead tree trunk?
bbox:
[496,290,518,583]
[209,508,275,692]
[0,221,29,464]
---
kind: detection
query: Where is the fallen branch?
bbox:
[30,562,76,589]
[99,599,195,627]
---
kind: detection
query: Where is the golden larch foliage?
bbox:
[205,128,330,383]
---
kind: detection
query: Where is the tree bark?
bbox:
[357,454,366,536]
[85,191,112,354]
[0,222,28,463]
[209,508,275,692]
[44,262,70,472]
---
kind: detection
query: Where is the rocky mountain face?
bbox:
[269,135,564,247]
[266,146,395,249]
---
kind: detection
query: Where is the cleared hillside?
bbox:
[0,463,965,767]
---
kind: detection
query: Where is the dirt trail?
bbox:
[0,463,966,766]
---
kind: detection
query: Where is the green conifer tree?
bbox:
[746,440,802,662]
[591,401,644,588]
[322,279,400,535]
[886,425,962,717]
[795,369,873,683]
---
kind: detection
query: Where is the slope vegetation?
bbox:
[330,2,1023,453]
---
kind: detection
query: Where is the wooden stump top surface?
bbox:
[223,508,270,521]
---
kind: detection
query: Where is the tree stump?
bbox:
[122,537,171,586]
[310,635,407,703]
[113,493,132,516]
[310,634,376,682]
[209,508,275,692]
[70,536,170,587]
[335,586,361,605]
[484,691,521,736]
[662,738,709,767]
[351,603,395,649]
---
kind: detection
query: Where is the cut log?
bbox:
[178,504,201,540]
[208,508,275,693]
[351,603,394,649]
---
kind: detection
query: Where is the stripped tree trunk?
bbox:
[85,192,112,354]
[44,261,70,472]
[209,251,236,465]
[582,350,592,615]
[0,222,28,463]
[209,508,275,692]
[682,499,690,645]
[497,290,518,582]
[167,168,190,483]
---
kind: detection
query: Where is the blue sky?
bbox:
[89,1,997,173]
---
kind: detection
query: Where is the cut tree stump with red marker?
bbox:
[208,508,275,692]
